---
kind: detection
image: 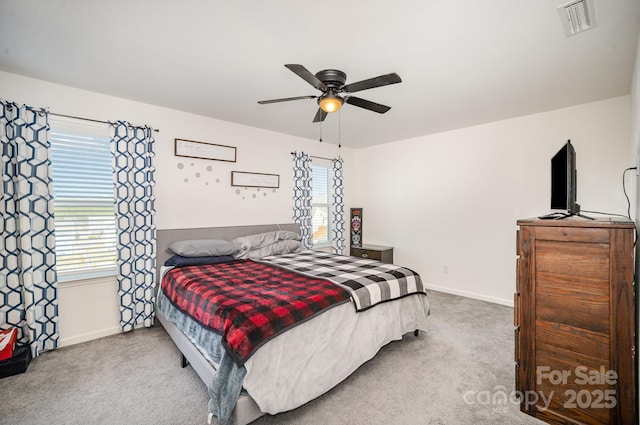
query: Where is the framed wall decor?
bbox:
[350,208,362,247]
[231,171,280,188]
[174,138,237,162]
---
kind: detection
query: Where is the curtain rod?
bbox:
[290,151,337,161]
[50,112,160,133]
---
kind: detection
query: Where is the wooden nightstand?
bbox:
[350,244,393,264]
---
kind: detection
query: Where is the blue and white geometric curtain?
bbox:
[0,99,58,357]
[109,121,156,332]
[330,158,345,255]
[292,152,313,249]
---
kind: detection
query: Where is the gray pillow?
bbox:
[233,230,302,258]
[239,239,304,259]
[169,239,237,257]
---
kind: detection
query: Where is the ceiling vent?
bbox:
[557,0,597,37]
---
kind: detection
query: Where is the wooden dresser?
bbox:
[515,217,637,425]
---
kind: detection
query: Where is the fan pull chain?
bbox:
[338,109,342,148]
[319,121,323,143]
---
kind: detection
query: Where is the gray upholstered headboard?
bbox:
[156,223,301,282]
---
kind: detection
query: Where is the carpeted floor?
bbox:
[0,291,545,425]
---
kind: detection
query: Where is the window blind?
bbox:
[49,122,116,281]
[312,164,331,246]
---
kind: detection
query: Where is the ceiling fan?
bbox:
[258,64,402,123]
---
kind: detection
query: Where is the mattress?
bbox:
[156,246,430,424]
[158,284,429,418]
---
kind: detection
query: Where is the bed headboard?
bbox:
[156,223,301,280]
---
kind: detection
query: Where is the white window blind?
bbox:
[311,162,331,247]
[49,119,116,281]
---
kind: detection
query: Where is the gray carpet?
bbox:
[0,291,544,425]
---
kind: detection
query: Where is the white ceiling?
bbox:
[0,1,639,148]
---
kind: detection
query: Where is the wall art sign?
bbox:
[350,208,363,247]
[231,171,280,188]
[174,138,237,162]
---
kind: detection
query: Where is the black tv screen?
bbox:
[550,140,577,213]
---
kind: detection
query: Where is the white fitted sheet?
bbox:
[159,266,430,418]
[243,293,430,414]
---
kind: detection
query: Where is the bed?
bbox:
[155,223,430,425]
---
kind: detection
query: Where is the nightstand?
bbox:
[350,244,394,264]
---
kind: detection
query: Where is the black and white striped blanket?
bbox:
[260,250,426,311]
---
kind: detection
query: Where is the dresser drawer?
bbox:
[350,245,393,264]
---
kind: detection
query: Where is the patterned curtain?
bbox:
[292,152,313,249]
[0,100,58,357]
[109,121,156,332]
[331,158,345,255]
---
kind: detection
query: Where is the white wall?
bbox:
[0,69,633,345]
[632,36,640,223]
[0,70,356,346]
[354,96,631,305]
[630,32,640,424]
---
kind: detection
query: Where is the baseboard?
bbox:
[59,326,122,347]
[425,284,513,307]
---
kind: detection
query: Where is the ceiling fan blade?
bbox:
[285,64,327,91]
[258,95,317,104]
[342,72,402,93]
[345,96,391,114]
[312,108,328,123]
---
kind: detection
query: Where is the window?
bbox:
[311,161,331,247]
[49,119,116,281]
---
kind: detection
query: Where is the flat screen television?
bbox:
[550,140,578,214]
[541,140,592,220]
[545,138,598,221]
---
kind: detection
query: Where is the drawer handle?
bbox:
[361,253,368,258]
[514,327,520,364]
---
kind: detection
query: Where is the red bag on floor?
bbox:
[0,328,18,361]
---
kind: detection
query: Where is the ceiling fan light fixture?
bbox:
[258,64,400,122]
[319,94,344,113]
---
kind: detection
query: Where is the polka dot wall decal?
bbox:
[177,163,184,169]
[206,182,209,185]
[207,166,212,172]
[264,193,267,196]
[191,163,194,166]
[184,178,189,182]
[195,172,201,178]
[252,194,256,199]
[235,189,241,195]
[216,178,220,183]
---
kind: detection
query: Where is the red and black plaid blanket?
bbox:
[161,260,350,365]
